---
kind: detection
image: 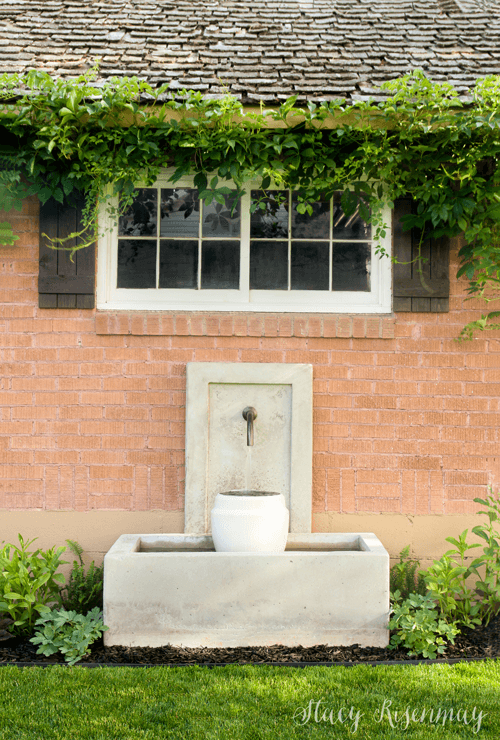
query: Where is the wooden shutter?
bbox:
[393,197,449,312]
[38,191,95,309]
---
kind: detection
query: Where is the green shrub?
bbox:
[389,489,500,658]
[389,591,460,659]
[422,489,500,630]
[470,489,500,624]
[59,540,104,615]
[390,546,426,600]
[424,533,483,630]
[0,535,67,636]
[30,607,108,665]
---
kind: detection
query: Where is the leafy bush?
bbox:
[390,546,426,600]
[422,489,500,630]
[470,489,500,624]
[389,488,500,658]
[0,535,67,636]
[30,607,108,665]
[424,532,483,630]
[59,540,104,615]
[389,592,460,659]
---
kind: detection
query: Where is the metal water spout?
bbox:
[242,406,257,446]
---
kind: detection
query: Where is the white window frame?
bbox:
[97,169,392,313]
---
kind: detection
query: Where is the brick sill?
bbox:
[95,312,396,339]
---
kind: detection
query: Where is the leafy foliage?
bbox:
[1,66,500,334]
[422,489,500,629]
[0,170,26,213]
[59,539,104,614]
[30,606,107,665]
[468,488,500,624]
[389,591,459,659]
[0,222,18,245]
[390,545,426,601]
[0,535,67,636]
[389,488,500,658]
[424,547,483,631]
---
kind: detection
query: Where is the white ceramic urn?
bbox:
[211,490,289,552]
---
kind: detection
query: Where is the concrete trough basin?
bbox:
[104,532,390,648]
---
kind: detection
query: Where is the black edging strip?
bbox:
[0,656,497,668]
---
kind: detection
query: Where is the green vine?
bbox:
[1,66,500,337]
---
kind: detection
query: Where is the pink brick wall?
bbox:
[1,195,499,517]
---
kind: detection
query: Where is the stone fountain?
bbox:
[103,363,390,648]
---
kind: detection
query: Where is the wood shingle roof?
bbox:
[2,0,500,101]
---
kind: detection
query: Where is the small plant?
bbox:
[422,489,500,630]
[390,546,426,600]
[30,607,108,665]
[0,535,67,636]
[471,489,500,624]
[388,489,500,658]
[59,539,104,615]
[424,531,483,630]
[389,591,460,659]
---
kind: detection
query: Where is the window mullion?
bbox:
[288,190,292,291]
[329,195,333,292]
[156,187,161,289]
[198,198,202,290]
[240,189,250,301]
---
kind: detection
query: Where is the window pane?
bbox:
[291,241,329,290]
[160,189,199,237]
[332,193,371,239]
[118,189,157,237]
[203,192,241,237]
[250,240,288,290]
[160,240,198,289]
[250,190,289,238]
[291,194,330,239]
[201,241,240,289]
[117,239,156,288]
[331,242,371,291]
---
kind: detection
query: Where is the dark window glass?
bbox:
[117,240,156,288]
[250,190,289,238]
[159,240,198,289]
[160,189,199,237]
[118,189,157,237]
[203,192,241,237]
[291,241,329,290]
[201,241,240,289]
[291,194,330,239]
[250,240,288,290]
[332,193,371,239]
[331,242,371,291]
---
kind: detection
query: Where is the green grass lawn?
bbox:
[0,662,497,739]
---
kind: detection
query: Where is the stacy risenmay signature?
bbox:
[293,698,486,734]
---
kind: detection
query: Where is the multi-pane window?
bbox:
[249,191,371,292]
[97,172,392,312]
[117,188,241,290]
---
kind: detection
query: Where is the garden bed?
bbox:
[1,613,499,667]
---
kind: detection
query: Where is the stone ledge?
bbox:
[95,312,396,339]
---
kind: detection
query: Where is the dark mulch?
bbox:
[1,614,500,666]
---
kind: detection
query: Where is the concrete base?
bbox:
[104,532,390,648]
